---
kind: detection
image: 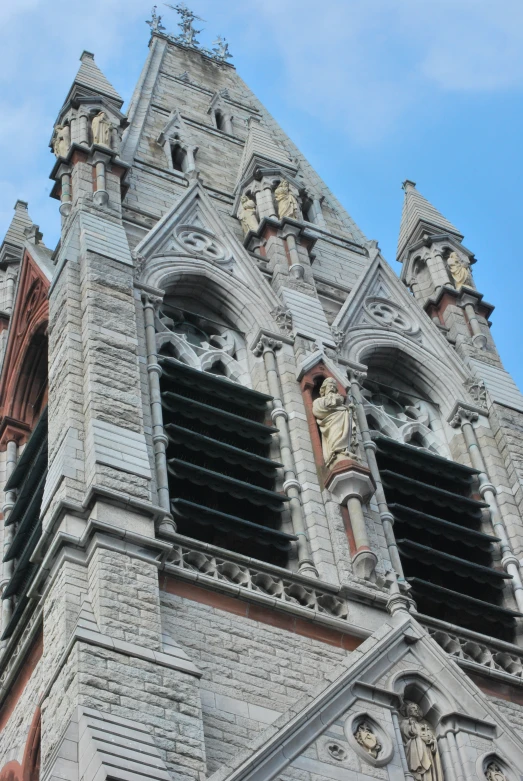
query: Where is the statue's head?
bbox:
[405,701,422,719]
[320,377,338,397]
[447,251,460,265]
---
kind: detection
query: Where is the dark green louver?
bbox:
[375,434,521,641]
[160,358,294,564]
[2,407,47,640]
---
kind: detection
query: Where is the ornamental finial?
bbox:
[165,3,205,47]
[146,6,166,34]
[213,36,232,61]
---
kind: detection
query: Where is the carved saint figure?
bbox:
[447,250,472,289]
[400,702,443,781]
[312,378,356,467]
[238,195,259,235]
[53,124,70,158]
[92,111,112,147]
[486,763,507,781]
[274,179,300,220]
[355,721,382,759]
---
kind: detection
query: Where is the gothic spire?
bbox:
[397,179,463,262]
[0,200,35,265]
[63,51,123,109]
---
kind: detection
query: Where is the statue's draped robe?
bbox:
[400,717,444,781]
[448,255,471,289]
[92,113,111,147]
[275,184,299,220]
[312,392,350,465]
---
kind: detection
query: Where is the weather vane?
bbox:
[146,6,166,34]
[165,3,204,47]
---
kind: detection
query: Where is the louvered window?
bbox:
[157,305,294,566]
[2,407,47,639]
[375,436,519,641]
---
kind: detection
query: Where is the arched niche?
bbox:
[390,670,453,727]
[9,324,48,429]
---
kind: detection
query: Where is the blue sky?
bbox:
[1,0,522,386]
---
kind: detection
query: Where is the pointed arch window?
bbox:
[156,295,294,566]
[363,374,518,641]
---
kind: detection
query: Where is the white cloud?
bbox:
[239,0,523,141]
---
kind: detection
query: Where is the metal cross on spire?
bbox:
[165,3,204,47]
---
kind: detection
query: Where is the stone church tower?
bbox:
[1,7,523,781]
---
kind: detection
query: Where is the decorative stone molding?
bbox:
[165,542,349,619]
[465,376,488,410]
[345,712,394,767]
[271,305,293,336]
[364,296,420,337]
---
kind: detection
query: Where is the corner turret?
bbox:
[397,180,495,356]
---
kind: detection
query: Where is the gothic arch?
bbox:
[346,330,469,418]
[0,251,49,441]
[389,669,454,725]
[0,707,40,781]
[141,257,276,338]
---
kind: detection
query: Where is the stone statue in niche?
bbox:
[274,179,300,220]
[486,763,507,781]
[400,702,443,781]
[355,721,382,759]
[447,250,472,289]
[313,377,358,468]
[53,124,70,158]
[92,111,112,147]
[238,194,259,234]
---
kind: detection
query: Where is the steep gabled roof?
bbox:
[0,201,35,265]
[397,180,462,261]
[64,50,123,108]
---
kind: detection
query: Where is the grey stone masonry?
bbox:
[3,19,523,781]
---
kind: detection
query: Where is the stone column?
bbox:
[450,404,523,613]
[430,246,453,291]
[326,458,377,580]
[142,292,175,536]
[59,166,72,218]
[253,335,317,576]
[461,296,487,349]
[348,369,405,580]
[93,159,108,207]
[253,181,277,221]
[0,439,18,644]
[79,113,89,146]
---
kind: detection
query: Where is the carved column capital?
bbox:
[141,291,163,311]
[449,404,480,428]
[348,368,367,386]
[252,335,282,357]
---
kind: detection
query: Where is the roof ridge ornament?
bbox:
[165,3,204,47]
[146,6,166,34]
[145,4,233,63]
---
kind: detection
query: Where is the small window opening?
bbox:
[171,144,187,172]
[215,110,225,131]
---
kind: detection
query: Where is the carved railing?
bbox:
[421,615,523,682]
[165,542,350,620]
